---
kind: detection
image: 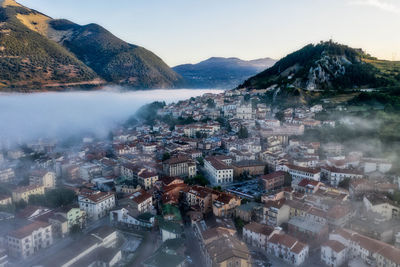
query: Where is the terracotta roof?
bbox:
[12,185,43,194]
[322,240,346,253]
[287,164,320,174]
[9,221,51,239]
[260,171,286,181]
[129,189,152,204]
[244,222,274,236]
[297,179,321,187]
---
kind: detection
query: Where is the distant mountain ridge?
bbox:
[173,57,276,89]
[0,0,182,90]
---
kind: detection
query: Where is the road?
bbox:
[184,225,205,267]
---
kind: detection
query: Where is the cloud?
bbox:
[0,87,222,146]
[349,0,400,14]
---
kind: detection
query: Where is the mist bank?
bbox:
[0,87,223,146]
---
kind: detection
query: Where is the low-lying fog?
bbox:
[0,87,223,145]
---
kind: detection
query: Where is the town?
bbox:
[0,88,399,267]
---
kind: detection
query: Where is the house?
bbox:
[163,156,197,178]
[321,166,363,187]
[11,185,45,203]
[288,216,329,247]
[235,202,263,222]
[204,234,251,267]
[264,199,290,226]
[0,195,11,206]
[110,207,155,229]
[321,240,347,267]
[242,222,275,248]
[283,164,320,185]
[128,189,153,214]
[29,170,56,189]
[260,171,285,191]
[267,233,309,266]
[232,161,265,178]
[363,193,400,220]
[7,221,53,259]
[137,169,158,190]
[57,205,86,230]
[204,156,234,185]
[159,219,183,242]
[184,186,218,214]
[212,193,241,217]
[78,190,115,220]
[294,179,324,194]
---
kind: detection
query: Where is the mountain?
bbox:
[48,20,182,88]
[240,41,400,92]
[173,57,276,89]
[0,0,182,90]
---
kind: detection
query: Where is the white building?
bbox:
[0,168,15,183]
[242,222,275,249]
[279,164,320,185]
[7,221,53,259]
[128,190,153,214]
[267,233,309,266]
[78,190,116,220]
[110,207,154,228]
[236,105,253,120]
[204,156,233,185]
[321,240,347,267]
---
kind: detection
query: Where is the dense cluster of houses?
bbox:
[0,89,399,266]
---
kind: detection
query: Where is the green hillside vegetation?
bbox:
[0,5,98,90]
[49,19,183,88]
[240,41,400,90]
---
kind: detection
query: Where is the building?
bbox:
[204,156,233,185]
[280,164,320,185]
[185,186,218,214]
[288,216,329,247]
[0,195,12,206]
[128,190,153,214]
[136,169,158,190]
[0,168,15,183]
[29,170,56,189]
[163,156,197,178]
[7,221,53,259]
[232,160,265,178]
[38,226,120,267]
[212,193,241,217]
[267,233,309,266]
[260,171,285,191]
[321,166,363,187]
[12,185,45,203]
[110,207,155,229]
[205,234,251,267]
[78,190,115,220]
[264,199,290,226]
[235,202,263,222]
[363,193,400,220]
[242,222,275,248]
[321,240,347,267]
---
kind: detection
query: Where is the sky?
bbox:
[18,0,400,66]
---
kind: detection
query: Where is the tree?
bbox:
[264,165,269,175]
[283,173,292,187]
[238,125,249,139]
[206,98,216,109]
[338,178,351,189]
[275,111,285,122]
[162,152,171,161]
